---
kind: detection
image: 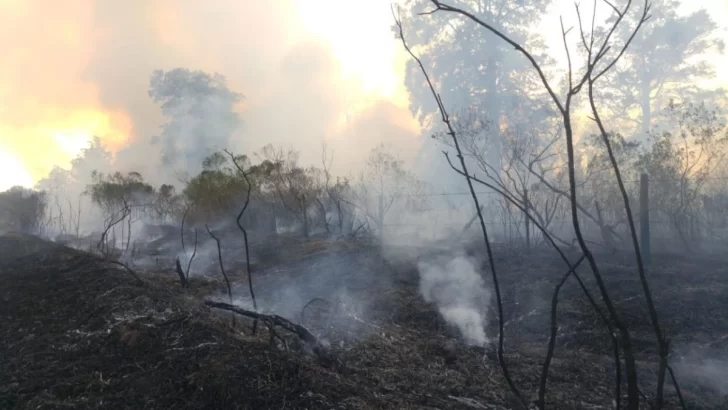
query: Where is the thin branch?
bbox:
[444,152,622,408]
[205,225,234,326]
[666,364,687,410]
[428,0,565,114]
[174,257,188,288]
[204,300,330,361]
[588,56,670,410]
[427,1,649,407]
[538,254,586,408]
[185,228,198,280]
[224,149,259,333]
[561,16,574,90]
[593,1,652,81]
[394,7,526,406]
[180,206,189,255]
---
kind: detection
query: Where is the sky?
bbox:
[0,0,725,192]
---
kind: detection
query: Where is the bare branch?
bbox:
[224,149,259,332]
[185,228,198,280]
[593,1,652,81]
[561,16,574,90]
[205,225,234,326]
[538,254,586,408]
[394,6,525,405]
[204,300,333,363]
[174,257,188,288]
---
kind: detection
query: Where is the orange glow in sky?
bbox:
[0,0,725,190]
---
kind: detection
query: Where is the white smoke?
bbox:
[673,348,728,395]
[417,253,491,346]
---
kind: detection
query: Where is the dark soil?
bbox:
[1,232,726,409]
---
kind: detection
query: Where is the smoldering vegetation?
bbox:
[2,0,728,409]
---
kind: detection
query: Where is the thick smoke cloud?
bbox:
[4,0,724,187]
[1,0,420,186]
[418,253,491,345]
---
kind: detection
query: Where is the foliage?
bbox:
[149,68,243,171]
[635,101,728,246]
[154,184,183,223]
[0,186,48,234]
[595,0,725,133]
[258,144,325,236]
[87,171,155,215]
[182,152,252,222]
[395,0,555,165]
[350,144,429,237]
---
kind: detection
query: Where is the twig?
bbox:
[205,225,234,326]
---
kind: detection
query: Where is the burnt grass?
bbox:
[1,232,727,409]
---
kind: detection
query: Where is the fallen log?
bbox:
[204,300,346,370]
[204,300,320,348]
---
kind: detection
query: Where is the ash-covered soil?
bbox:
[1,231,726,409]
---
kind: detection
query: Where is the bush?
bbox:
[0,186,48,234]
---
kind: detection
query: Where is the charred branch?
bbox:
[224,149,258,333]
[174,257,188,288]
[393,9,526,407]
[205,225,235,326]
[204,300,328,359]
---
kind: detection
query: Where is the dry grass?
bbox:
[0,232,726,409]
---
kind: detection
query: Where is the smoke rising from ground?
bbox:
[417,253,491,346]
[673,347,728,395]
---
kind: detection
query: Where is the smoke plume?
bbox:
[417,253,491,345]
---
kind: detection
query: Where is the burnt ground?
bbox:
[0,231,727,409]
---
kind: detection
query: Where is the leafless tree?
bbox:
[441,112,571,247]
[395,0,681,408]
[224,149,259,333]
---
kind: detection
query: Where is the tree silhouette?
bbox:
[595,0,725,135]
[149,68,243,174]
[396,0,555,165]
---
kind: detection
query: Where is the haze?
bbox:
[1,0,724,191]
[2,1,728,407]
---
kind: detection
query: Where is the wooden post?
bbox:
[640,173,650,267]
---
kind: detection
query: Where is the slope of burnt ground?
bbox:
[1,232,726,409]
